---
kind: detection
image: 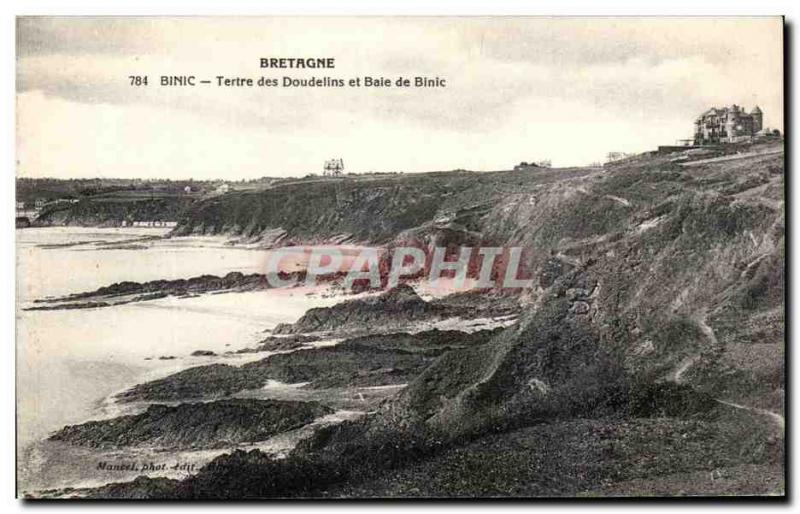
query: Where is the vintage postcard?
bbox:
[15,16,784,498]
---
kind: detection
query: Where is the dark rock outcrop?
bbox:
[235,334,322,354]
[50,399,332,450]
[273,285,446,335]
[117,329,502,403]
[28,272,302,310]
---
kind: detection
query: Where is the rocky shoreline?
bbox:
[273,284,519,336]
[26,272,297,310]
[26,142,785,498]
[27,283,514,498]
[50,399,332,450]
[115,327,503,403]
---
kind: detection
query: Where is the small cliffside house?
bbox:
[323,158,344,177]
[693,105,763,145]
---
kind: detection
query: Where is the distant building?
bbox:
[34,198,46,209]
[323,158,344,176]
[184,185,192,194]
[693,105,763,145]
[215,183,230,194]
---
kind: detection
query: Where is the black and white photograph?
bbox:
[12,15,786,499]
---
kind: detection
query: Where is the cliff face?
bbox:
[269,145,785,495]
[172,145,784,425]
[169,168,603,245]
[171,175,471,243]
[353,144,786,440]
[34,195,195,227]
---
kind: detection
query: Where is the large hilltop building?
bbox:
[693,105,763,145]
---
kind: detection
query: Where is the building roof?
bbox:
[698,105,760,119]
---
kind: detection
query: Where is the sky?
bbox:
[16,17,784,179]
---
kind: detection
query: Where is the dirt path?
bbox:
[671,315,716,384]
[672,315,784,437]
[715,399,785,435]
[672,356,697,384]
[697,315,719,347]
[679,148,783,167]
